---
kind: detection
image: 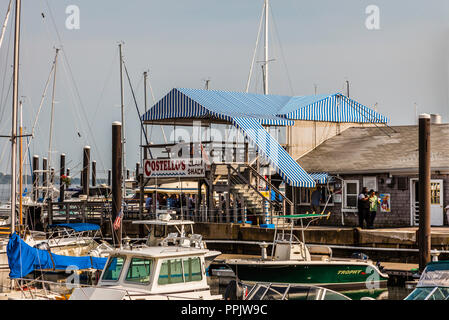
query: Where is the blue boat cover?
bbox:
[48,223,101,232]
[7,233,107,279]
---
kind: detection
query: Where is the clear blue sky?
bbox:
[1,0,449,177]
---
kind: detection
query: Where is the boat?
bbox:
[224,281,352,300]
[404,260,449,300]
[223,214,389,291]
[69,245,222,300]
[132,214,221,268]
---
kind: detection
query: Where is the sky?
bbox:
[1,0,449,178]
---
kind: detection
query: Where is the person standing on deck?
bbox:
[368,190,380,229]
[310,186,322,214]
[358,187,370,229]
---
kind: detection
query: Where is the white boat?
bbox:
[132,215,221,268]
[404,260,449,300]
[69,246,222,300]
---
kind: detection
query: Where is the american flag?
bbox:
[113,208,123,231]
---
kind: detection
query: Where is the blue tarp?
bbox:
[48,223,101,232]
[7,233,107,279]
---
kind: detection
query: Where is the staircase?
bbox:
[214,164,293,223]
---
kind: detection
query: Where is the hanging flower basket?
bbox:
[61,175,71,186]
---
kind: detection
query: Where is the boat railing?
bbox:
[8,277,211,300]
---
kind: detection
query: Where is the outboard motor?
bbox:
[224,280,248,300]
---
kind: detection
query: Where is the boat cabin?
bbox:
[70,246,221,300]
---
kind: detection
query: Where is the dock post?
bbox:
[108,169,111,187]
[112,122,123,247]
[92,160,96,187]
[42,157,47,199]
[137,162,144,219]
[419,114,431,272]
[32,155,39,201]
[82,146,91,196]
[66,168,70,178]
[59,154,65,203]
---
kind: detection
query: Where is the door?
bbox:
[411,179,444,226]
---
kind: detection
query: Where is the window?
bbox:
[343,180,359,211]
[125,257,153,285]
[183,257,202,282]
[431,182,442,205]
[158,259,184,285]
[363,177,377,192]
[102,256,125,282]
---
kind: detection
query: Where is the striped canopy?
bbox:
[232,117,316,188]
[142,88,388,125]
[309,173,330,184]
[141,88,387,188]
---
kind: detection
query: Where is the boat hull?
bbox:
[226,261,388,291]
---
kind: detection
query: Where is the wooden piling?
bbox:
[419,114,431,272]
[82,146,91,196]
[92,160,97,187]
[108,169,111,187]
[60,154,65,203]
[42,157,47,199]
[32,155,39,201]
[112,122,122,246]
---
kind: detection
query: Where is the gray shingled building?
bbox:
[295,124,449,228]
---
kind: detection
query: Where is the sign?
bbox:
[143,159,206,178]
[379,193,391,213]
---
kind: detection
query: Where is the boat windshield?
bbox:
[246,283,350,300]
[405,287,449,300]
[102,256,125,282]
[125,257,153,285]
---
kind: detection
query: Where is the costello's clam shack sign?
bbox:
[144,159,206,178]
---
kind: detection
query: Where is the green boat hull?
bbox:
[228,263,388,291]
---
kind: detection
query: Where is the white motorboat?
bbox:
[132,215,221,268]
[69,246,222,300]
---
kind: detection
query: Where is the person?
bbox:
[310,186,322,214]
[145,195,152,213]
[358,187,370,229]
[368,190,380,229]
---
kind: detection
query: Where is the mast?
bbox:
[47,48,60,200]
[11,0,21,234]
[0,0,12,50]
[264,0,269,95]
[119,43,126,246]
[19,100,23,233]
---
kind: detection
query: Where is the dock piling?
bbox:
[419,114,431,272]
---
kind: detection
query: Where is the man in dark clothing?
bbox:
[357,187,370,229]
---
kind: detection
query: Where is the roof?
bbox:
[48,223,100,232]
[141,88,388,125]
[108,246,209,258]
[297,124,449,174]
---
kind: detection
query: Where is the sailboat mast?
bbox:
[119,43,126,246]
[264,0,269,95]
[47,48,59,200]
[19,100,23,233]
[10,0,21,234]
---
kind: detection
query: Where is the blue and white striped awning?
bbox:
[232,117,316,188]
[309,173,330,184]
[279,94,387,123]
[141,88,294,126]
[141,89,388,125]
